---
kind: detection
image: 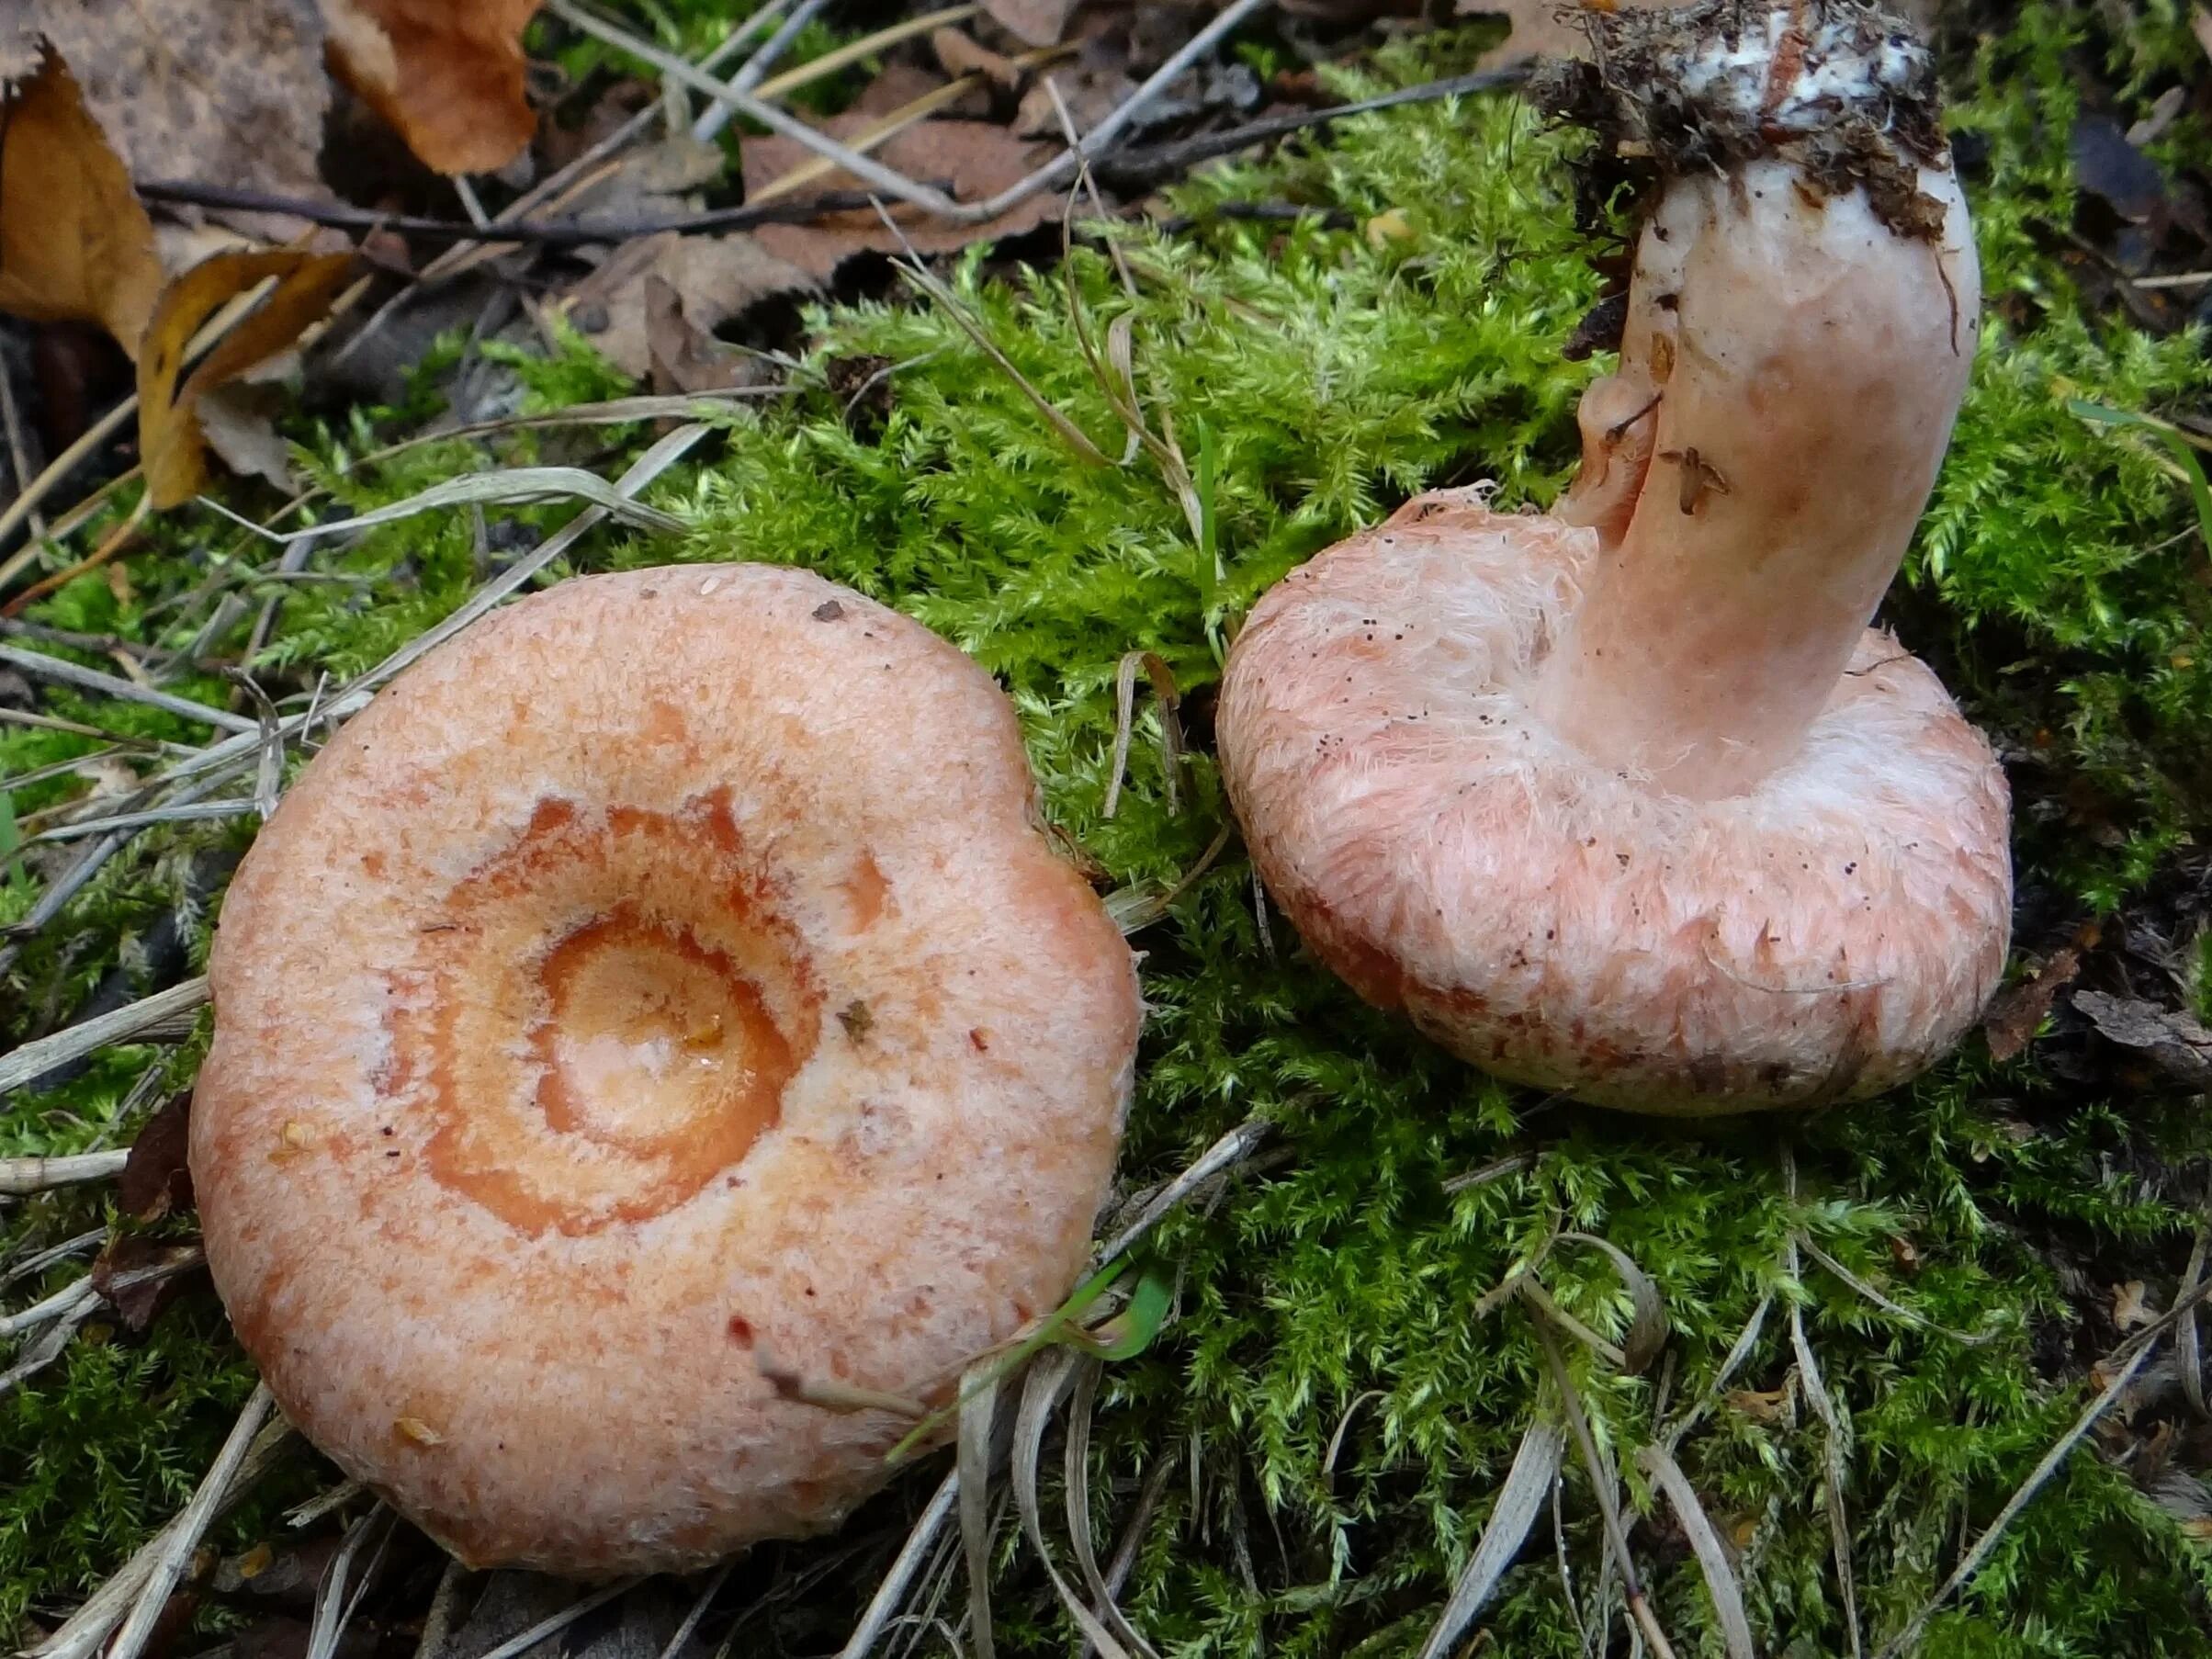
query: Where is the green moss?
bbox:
[8,6,2212,1654]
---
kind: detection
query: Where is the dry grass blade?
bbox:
[1873,1335,2161,1659]
[27,799,255,844]
[1661,1293,1773,1452]
[1011,1349,1142,1659]
[752,70,1013,206]
[1096,1117,1270,1267]
[0,976,209,1097]
[1063,1362,1161,1659]
[1443,1153,1535,1195]
[749,5,980,106]
[954,0,1275,226]
[549,1,965,217]
[303,1505,396,1659]
[0,642,260,733]
[2178,1224,2207,1419]
[29,1413,294,1659]
[957,1361,1004,1659]
[1529,1317,1678,1659]
[0,1149,130,1195]
[1799,1237,1995,1346]
[1517,1279,1627,1370]
[288,1480,370,1530]
[473,1582,640,1659]
[1104,651,1182,819]
[654,1561,734,1659]
[1636,1446,1756,1659]
[838,1468,961,1659]
[412,1557,470,1659]
[1789,1280,1861,1659]
[886,240,1110,465]
[1415,1416,1566,1659]
[1102,820,1233,935]
[105,1384,277,1659]
[0,1275,98,1339]
[337,389,782,479]
[0,399,135,567]
[211,468,685,544]
[2,1228,104,1287]
[1559,1231,1667,1373]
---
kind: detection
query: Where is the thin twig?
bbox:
[693,0,830,141]
[136,181,923,246]
[1100,67,1530,189]
[0,1149,130,1196]
[106,1385,277,1659]
[839,1470,963,1659]
[0,1275,98,1339]
[0,977,209,1097]
[1530,1317,1678,1659]
[0,644,261,734]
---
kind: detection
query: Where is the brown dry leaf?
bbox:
[641,274,753,394]
[2073,989,2212,1090]
[741,118,1064,281]
[119,1090,196,1223]
[934,28,1026,90]
[0,52,164,356]
[139,249,356,508]
[321,0,543,175]
[565,231,815,382]
[984,0,1086,48]
[1982,926,2096,1062]
[197,382,302,492]
[26,0,329,213]
[90,1237,206,1333]
[1011,60,1137,139]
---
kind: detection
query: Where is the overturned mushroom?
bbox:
[190,565,1142,1574]
[1217,0,2009,1113]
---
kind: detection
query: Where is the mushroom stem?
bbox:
[1528,6,1981,800]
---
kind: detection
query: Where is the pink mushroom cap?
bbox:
[191,564,1142,1574]
[1217,0,2012,1113]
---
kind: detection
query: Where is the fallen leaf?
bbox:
[934,28,1026,91]
[643,275,745,394]
[2072,989,2212,1090]
[0,52,164,355]
[983,0,1085,48]
[741,118,1065,281]
[21,0,330,215]
[1011,60,1137,140]
[119,1091,195,1223]
[196,382,302,493]
[564,231,815,382]
[2114,1280,2156,1332]
[321,0,543,175]
[139,249,357,508]
[90,1237,206,1333]
[1983,926,2097,1062]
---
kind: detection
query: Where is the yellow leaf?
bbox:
[0,51,164,356]
[138,249,356,509]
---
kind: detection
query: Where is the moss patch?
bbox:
[7,6,2212,1654]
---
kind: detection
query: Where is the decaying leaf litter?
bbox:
[5,0,2212,1654]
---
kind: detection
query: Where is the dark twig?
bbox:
[1097,67,1532,191]
[133,183,938,247]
